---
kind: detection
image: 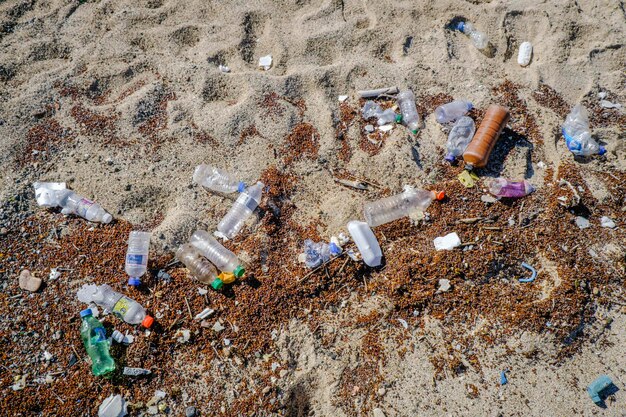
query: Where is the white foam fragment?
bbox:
[433,232,461,251]
[338,95,348,102]
[259,55,272,70]
[218,65,230,73]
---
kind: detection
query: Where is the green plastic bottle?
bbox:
[80,309,116,376]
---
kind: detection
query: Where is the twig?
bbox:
[334,178,368,190]
[457,217,485,224]
[337,257,350,275]
[358,86,399,98]
[482,226,502,231]
[184,297,193,320]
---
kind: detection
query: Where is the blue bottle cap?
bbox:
[80,308,93,318]
[237,182,246,193]
[128,277,141,286]
[598,146,606,155]
[455,21,466,32]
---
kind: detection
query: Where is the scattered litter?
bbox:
[537,161,546,169]
[587,375,614,405]
[124,333,135,344]
[78,284,154,328]
[111,330,125,344]
[198,287,208,295]
[98,394,127,417]
[43,350,54,361]
[379,124,393,132]
[598,91,607,99]
[125,231,151,286]
[347,221,382,267]
[433,233,461,251]
[500,370,508,385]
[600,216,616,229]
[454,21,489,50]
[195,307,215,320]
[157,270,172,283]
[364,124,374,133]
[33,182,66,207]
[218,65,230,73]
[357,86,399,98]
[458,170,479,188]
[397,89,420,132]
[48,268,60,280]
[259,55,272,70]
[397,318,409,329]
[463,105,509,169]
[445,116,475,162]
[575,216,590,229]
[271,362,280,372]
[435,99,472,124]
[33,182,112,223]
[19,269,42,292]
[176,329,191,343]
[212,321,226,332]
[338,95,348,102]
[480,194,497,204]
[437,278,451,293]
[11,374,27,391]
[485,178,535,198]
[599,100,621,109]
[123,367,151,376]
[519,262,537,283]
[562,105,606,156]
[517,41,533,66]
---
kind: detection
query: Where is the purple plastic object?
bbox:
[486,178,534,198]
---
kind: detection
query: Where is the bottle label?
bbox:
[77,198,94,217]
[126,254,147,266]
[112,297,132,317]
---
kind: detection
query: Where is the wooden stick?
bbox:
[358,86,399,98]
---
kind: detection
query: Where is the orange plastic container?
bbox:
[463,105,510,169]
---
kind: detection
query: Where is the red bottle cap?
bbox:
[435,191,445,200]
[142,315,154,328]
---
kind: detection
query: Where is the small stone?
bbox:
[218,65,230,73]
[364,124,374,133]
[158,403,168,412]
[185,406,197,417]
[373,407,386,417]
[48,268,60,280]
[262,386,271,395]
[98,394,127,417]
[123,367,151,376]
[437,279,451,293]
[593,287,600,296]
[600,216,616,229]
[212,321,225,332]
[19,270,42,292]
[481,194,497,204]
[575,216,590,229]
[377,387,386,396]
[598,91,607,99]
[279,369,289,378]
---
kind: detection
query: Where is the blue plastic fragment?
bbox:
[518,262,537,283]
[587,375,614,405]
[500,370,508,385]
[237,182,246,193]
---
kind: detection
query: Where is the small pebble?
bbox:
[185,406,197,417]
[600,216,616,229]
[575,216,590,229]
[481,194,497,204]
[19,270,42,292]
[212,321,225,332]
[437,279,451,293]
[373,408,386,417]
[364,124,374,133]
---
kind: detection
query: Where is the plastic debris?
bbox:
[481,194,497,204]
[19,269,42,292]
[445,116,475,162]
[485,178,535,198]
[575,216,590,229]
[259,55,272,70]
[598,92,607,99]
[600,216,616,229]
[125,231,151,286]
[562,105,606,156]
[361,101,400,126]
[218,182,264,239]
[458,170,479,188]
[218,65,230,73]
[176,244,223,289]
[358,86,399,98]
[437,279,451,293]
[49,268,61,280]
[33,182,112,223]
[191,230,245,277]
[454,21,488,50]
[195,308,215,320]
[11,374,27,391]
[364,186,443,227]
[379,124,393,132]
[587,375,614,405]
[176,329,191,343]
[397,89,420,133]
[599,100,621,109]
[517,41,532,66]
[157,270,172,283]
[519,262,537,283]
[185,406,198,417]
[33,182,67,207]
[78,284,154,327]
[123,367,151,376]
[338,95,348,102]
[111,330,133,345]
[433,233,461,251]
[198,287,208,296]
[364,124,375,133]
[500,370,508,385]
[463,105,510,169]
[435,100,472,124]
[212,321,225,332]
[98,394,127,417]
[193,164,244,194]
[347,221,383,267]
[397,318,409,329]
[80,309,116,376]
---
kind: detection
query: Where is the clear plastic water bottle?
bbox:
[56,190,112,223]
[362,101,400,126]
[347,221,382,267]
[77,284,154,328]
[193,164,245,194]
[435,100,473,124]
[80,308,116,376]
[125,231,151,286]
[363,186,445,227]
[562,104,606,156]
[217,181,264,239]
[175,244,223,290]
[190,230,245,278]
[445,116,475,162]
[455,21,489,50]
[485,178,535,198]
[397,90,420,133]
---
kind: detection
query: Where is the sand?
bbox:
[0,0,625,415]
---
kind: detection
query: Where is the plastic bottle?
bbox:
[397,90,420,133]
[217,181,264,239]
[190,230,245,278]
[302,239,341,269]
[347,221,382,267]
[363,187,445,227]
[463,104,510,169]
[193,164,245,193]
[562,104,606,156]
[80,308,116,376]
[435,100,473,124]
[175,243,223,290]
[56,190,112,223]
[362,101,400,126]
[517,42,532,66]
[125,231,151,286]
[77,284,154,328]
[485,178,535,198]
[377,108,398,126]
[455,21,489,50]
[445,116,475,162]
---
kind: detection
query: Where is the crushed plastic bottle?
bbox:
[192,164,245,194]
[455,21,489,50]
[33,183,112,223]
[217,181,264,239]
[362,101,400,126]
[77,284,154,328]
[33,182,67,207]
[364,186,445,227]
[396,90,420,133]
[302,239,342,269]
[485,178,535,198]
[80,308,116,376]
[347,221,382,267]
[190,230,245,278]
[445,116,475,162]
[125,231,151,286]
[435,100,473,124]
[562,104,606,156]
[175,243,223,290]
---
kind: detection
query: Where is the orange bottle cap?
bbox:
[142,315,154,328]
[435,191,445,200]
